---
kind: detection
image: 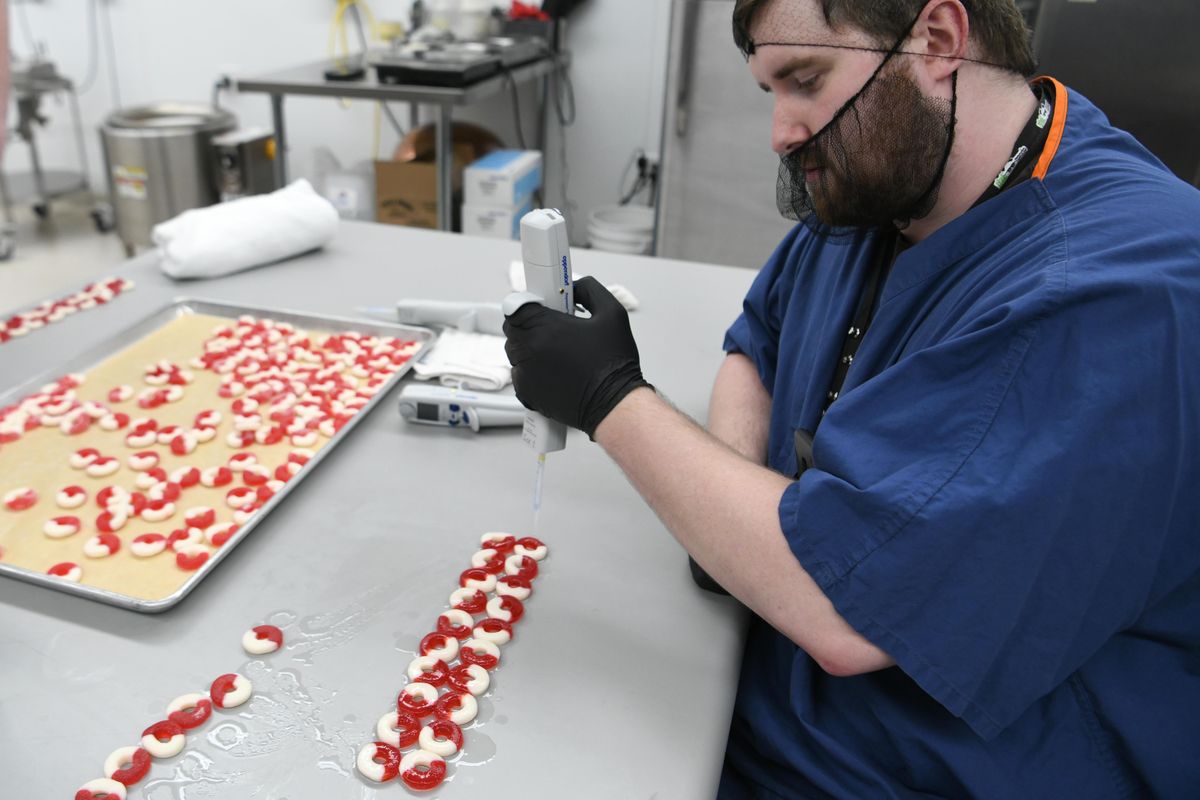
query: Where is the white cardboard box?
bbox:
[462,196,535,240]
[464,150,543,207]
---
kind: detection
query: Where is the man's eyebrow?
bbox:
[758,55,821,91]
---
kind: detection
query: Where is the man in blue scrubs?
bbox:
[503,0,1200,796]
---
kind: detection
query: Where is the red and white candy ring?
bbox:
[4,487,38,511]
[399,748,448,792]
[184,507,216,529]
[107,385,133,403]
[95,510,128,534]
[99,412,130,431]
[419,631,461,662]
[175,546,209,571]
[83,532,121,558]
[96,486,130,510]
[275,462,302,482]
[433,610,473,642]
[69,448,102,469]
[459,638,501,670]
[209,672,253,708]
[205,523,238,547]
[514,536,548,560]
[449,587,487,614]
[473,617,514,646]
[135,467,168,490]
[140,720,186,758]
[376,710,421,749]
[124,428,157,448]
[242,624,284,655]
[148,481,183,503]
[166,693,213,729]
[447,663,491,696]
[487,595,525,624]
[225,486,256,510]
[74,777,127,800]
[290,430,319,447]
[60,411,93,436]
[355,741,402,783]
[170,466,201,489]
[103,745,151,786]
[470,547,506,574]
[480,532,517,553]
[396,682,439,717]
[48,561,83,582]
[168,528,202,550]
[406,656,450,687]
[417,719,464,759]
[459,567,497,593]
[85,456,121,478]
[131,533,168,557]
[192,425,216,444]
[496,575,533,601]
[127,451,160,471]
[169,432,197,456]
[140,499,176,523]
[433,690,478,725]
[503,554,538,580]
[227,453,257,472]
[241,464,270,487]
[194,410,222,428]
[200,466,234,488]
[56,485,88,509]
[43,515,82,538]
[232,507,259,526]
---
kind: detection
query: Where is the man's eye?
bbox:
[794,74,820,93]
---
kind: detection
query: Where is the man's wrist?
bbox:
[593,385,658,445]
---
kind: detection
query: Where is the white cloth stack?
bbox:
[411,329,513,391]
[154,179,339,280]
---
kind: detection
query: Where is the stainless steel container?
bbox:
[100,103,237,252]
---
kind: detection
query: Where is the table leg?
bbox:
[436,104,453,231]
[270,93,288,187]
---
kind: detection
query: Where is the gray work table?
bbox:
[236,57,557,231]
[0,221,755,798]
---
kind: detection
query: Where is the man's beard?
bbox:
[778,62,957,232]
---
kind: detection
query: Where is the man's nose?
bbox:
[772,101,812,157]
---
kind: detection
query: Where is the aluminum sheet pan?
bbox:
[0,297,434,613]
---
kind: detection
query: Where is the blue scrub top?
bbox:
[719,83,1200,799]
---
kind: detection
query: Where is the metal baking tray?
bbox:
[0,297,434,613]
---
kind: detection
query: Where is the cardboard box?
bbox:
[464,150,543,207]
[375,143,473,229]
[462,196,535,240]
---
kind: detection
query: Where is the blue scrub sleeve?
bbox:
[781,269,1197,740]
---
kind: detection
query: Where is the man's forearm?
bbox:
[707,353,771,464]
[595,388,894,676]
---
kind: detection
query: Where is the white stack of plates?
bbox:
[587,205,655,255]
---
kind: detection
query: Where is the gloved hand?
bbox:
[503,276,651,439]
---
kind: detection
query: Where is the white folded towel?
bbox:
[154,179,339,280]
[410,329,512,391]
[507,260,640,311]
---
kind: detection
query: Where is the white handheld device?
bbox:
[397,384,526,431]
[501,208,575,455]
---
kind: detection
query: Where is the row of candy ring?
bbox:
[355,533,547,792]
[73,624,283,800]
[1,277,134,345]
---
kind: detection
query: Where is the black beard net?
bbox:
[777,63,958,236]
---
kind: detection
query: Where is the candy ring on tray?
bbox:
[396,682,439,717]
[449,587,487,614]
[459,568,496,593]
[419,631,460,662]
[69,448,101,470]
[148,481,182,503]
[242,625,284,655]
[103,746,151,786]
[140,720,185,758]
[125,429,157,448]
[168,528,203,550]
[128,452,160,472]
[95,510,128,535]
[447,663,491,696]
[355,741,402,782]
[459,638,501,670]
[275,462,302,482]
[195,410,222,428]
[166,693,213,730]
[210,673,253,708]
[96,486,129,510]
[470,548,506,574]
[108,385,133,403]
[48,562,83,582]
[418,719,464,759]
[175,547,209,571]
[487,595,525,624]
[99,413,130,431]
[192,426,217,444]
[227,453,257,472]
[85,457,121,478]
[205,523,238,547]
[131,533,168,557]
[434,610,473,642]
[56,485,88,509]
[473,618,514,646]
[3,487,38,511]
[200,466,234,488]
[170,467,201,489]
[496,575,533,601]
[135,467,168,490]
[399,748,448,792]
[241,464,270,487]
[169,433,198,456]
[74,777,127,800]
[140,499,176,523]
[514,536,548,560]
[43,516,82,539]
[480,532,517,552]
[504,554,539,580]
[406,656,450,687]
[84,532,121,558]
[184,507,216,529]
[225,487,256,510]
[376,710,422,749]
[433,691,478,726]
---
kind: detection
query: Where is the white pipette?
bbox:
[501,209,575,535]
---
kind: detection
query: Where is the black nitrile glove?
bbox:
[503,276,651,438]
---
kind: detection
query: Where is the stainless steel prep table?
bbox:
[0,221,755,798]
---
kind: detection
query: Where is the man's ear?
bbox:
[913,0,970,80]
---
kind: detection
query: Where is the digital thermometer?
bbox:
[397,384,525,431]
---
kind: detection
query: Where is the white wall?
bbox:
[4,0,672,245]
